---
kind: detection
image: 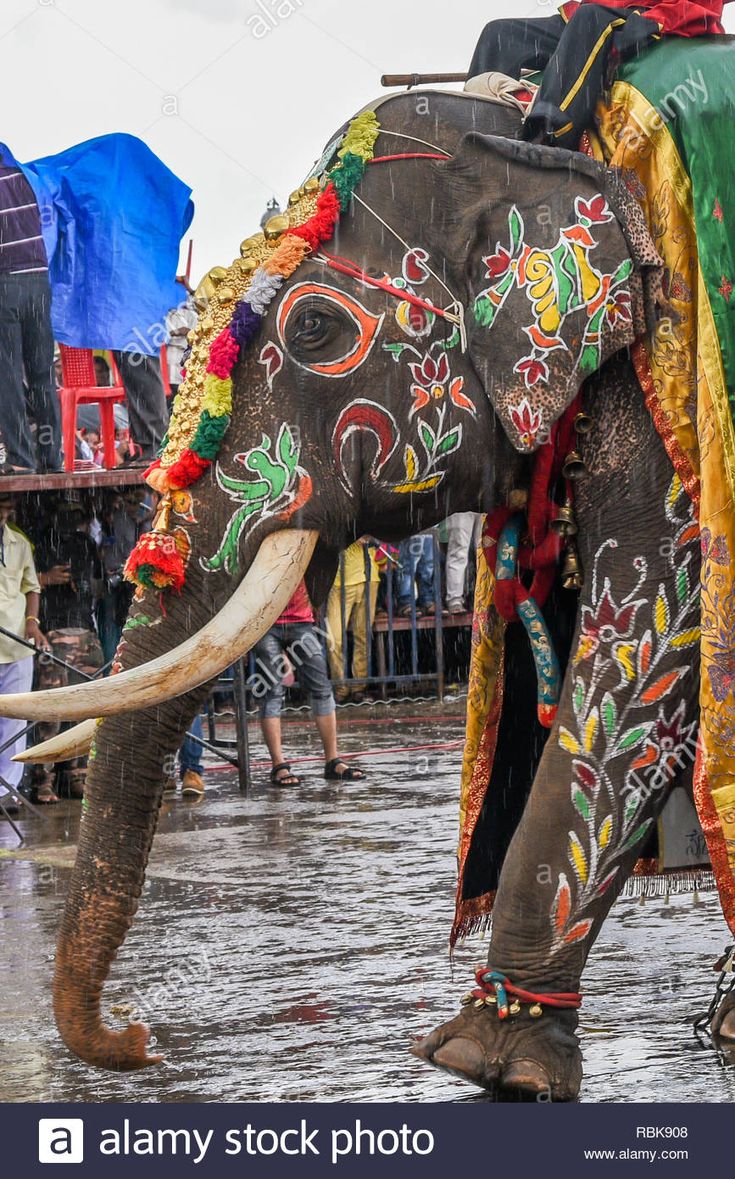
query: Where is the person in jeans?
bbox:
[0,492,50,817]
[397,532,435,617]
[0,150,62,473]
[164,713,206,799]
[252,580,365,787]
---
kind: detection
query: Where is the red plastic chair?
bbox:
[57,346,126,472]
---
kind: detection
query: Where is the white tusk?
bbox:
[13,718,97,764]
[0,529,318,723]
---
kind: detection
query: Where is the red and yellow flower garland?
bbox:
[125,110,380,592]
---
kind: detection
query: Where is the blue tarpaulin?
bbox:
[0,133,193,355]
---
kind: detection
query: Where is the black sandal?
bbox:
[269,762,301,787]
[324,758,365,781]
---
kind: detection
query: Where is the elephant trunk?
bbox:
[52,691,202,1069]
[50,528,318,1070]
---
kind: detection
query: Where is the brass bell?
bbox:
[509,1000,522,1016]
[529,1003,543,1018]
[574,411,593,435]
[288,187,305,206]
[153,496,171,534]
[484,994,498,1006]
[216,286,236,304]
[561,544,584,591]
[460,992,474,1006]
[264,213,290,241]
[236,256,257,277]
[200,315,215,333]
[208,265,227,285]
[551,501,578,538]
[240,234,262,257]
[303,176,321,194]
[562,449,587,480]
[473,998,485,1009]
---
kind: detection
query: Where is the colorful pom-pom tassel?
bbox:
[124,532,187,593]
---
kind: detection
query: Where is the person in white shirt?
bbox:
[0,493,50,812]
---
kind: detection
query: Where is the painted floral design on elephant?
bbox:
[548,475,700,956]
[202,423,312,576]
[474,195,634,393]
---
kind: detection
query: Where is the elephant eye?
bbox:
[289,306,342,352]
[277,281,385,378]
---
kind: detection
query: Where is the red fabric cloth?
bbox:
[277,580,314,625]
[560,0,725,35]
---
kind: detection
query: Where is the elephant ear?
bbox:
[435,134,662,453]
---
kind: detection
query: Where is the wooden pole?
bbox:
[381,72,468,88]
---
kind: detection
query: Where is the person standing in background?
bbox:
[96,489,153,663]
[397,531,436,617]
[444,513,483,615]
[253,580,365,786]
[0,148,62,474]
[112,351,169,466]
[325,539,379,703]
[165,277,198,397]
[30,499,104,802]
[0,492,49,815]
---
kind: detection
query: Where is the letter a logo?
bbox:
[38,1119,84,1163]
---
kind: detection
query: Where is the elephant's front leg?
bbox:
[416,432,701,1100]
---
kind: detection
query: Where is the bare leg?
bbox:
[260,715,285,767]
[314,710,338,763]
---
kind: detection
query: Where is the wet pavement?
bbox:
[1,699,734,1104]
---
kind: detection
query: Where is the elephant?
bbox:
[2,86,728,1100]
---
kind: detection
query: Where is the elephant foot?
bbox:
[412,1004,582,1101]
[711,993,735,1043]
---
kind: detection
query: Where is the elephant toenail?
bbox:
[432,1037,487,1082]
[501,1058,552,1096]
[716,1009,735,1042]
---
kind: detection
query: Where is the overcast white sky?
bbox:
[2,0,733,284]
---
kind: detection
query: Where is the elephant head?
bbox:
[3,90,662,1071]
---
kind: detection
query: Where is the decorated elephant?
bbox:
[4,83,733,1101]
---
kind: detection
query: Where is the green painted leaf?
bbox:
[419,422,435,453]
[615,725,649,754]
[123,614,153,632]
[623,793,639,828]
[438,326,459,350]
[383,342,409,361]
[579,343,599,375]
[623,817,653,851]
[572,788,591,821]
[473,295,497,328]
[676,567,688,603]
[610,257,634,287]
[277,422,299,476]
[437,428,461,456]
[602,693,617,738]
[508,205,524,253]
[573,677,585,717]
